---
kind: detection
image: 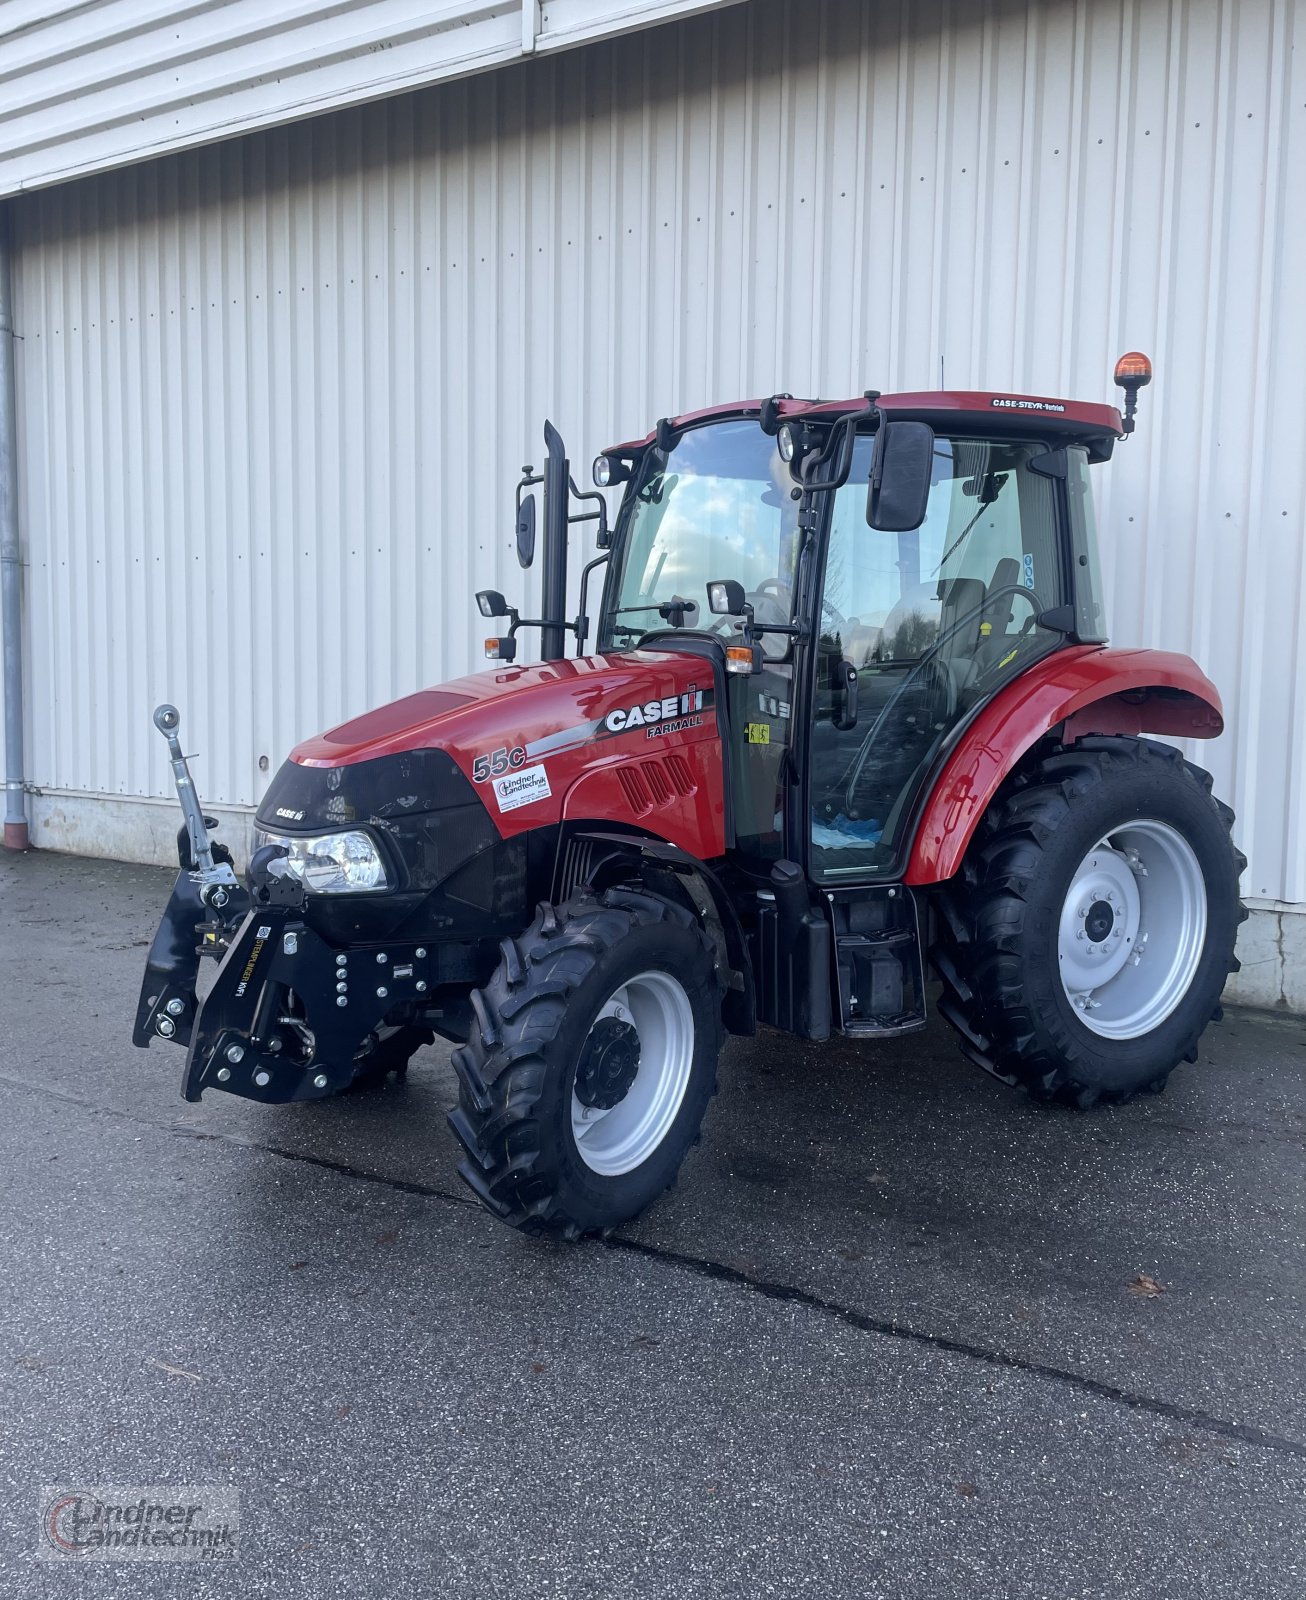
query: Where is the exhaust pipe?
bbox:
[0,205,28,851]
[540,420,569,662]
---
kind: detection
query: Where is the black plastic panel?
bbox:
[256,747,481,833]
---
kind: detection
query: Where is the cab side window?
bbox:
[811,434,1065,878]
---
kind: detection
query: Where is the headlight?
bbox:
[777,423,797,462]
[257,829,390,893]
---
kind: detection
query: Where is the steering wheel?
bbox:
[970,583,1044,665]
[840,584,1042,816]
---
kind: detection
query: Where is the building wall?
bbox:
[0,0,747,195]
[7,0,1305,1007]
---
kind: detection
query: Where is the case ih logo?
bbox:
[604,688,707,737]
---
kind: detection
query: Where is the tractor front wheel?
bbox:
[936,736,1245,1106]
[447,888,723,1236]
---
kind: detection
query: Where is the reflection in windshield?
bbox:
[606,420,799,642]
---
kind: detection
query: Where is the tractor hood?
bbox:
[261,649,725,850]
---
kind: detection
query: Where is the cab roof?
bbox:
[605,389,1125,455]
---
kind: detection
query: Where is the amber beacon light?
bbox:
[1113,351,1153,434]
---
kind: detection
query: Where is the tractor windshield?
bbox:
[604,420,799,648]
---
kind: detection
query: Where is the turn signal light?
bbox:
[1113,351,1153,388]
[484,636,518,662]
[726,644,762,676]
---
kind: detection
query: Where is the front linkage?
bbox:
[176,889,441,1104]
[134,706,442,1104]
[132,704,251,1058]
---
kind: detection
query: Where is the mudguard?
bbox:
[904,645,1224,885]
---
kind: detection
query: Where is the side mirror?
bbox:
[707,578,746,616]
[867,420,934,533]
[476,589,509,618]
[516,493,537,569]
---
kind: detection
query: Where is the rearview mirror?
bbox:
[867,420,934,532]
[516,493,537,569]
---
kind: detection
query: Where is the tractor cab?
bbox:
[589,392,1118,885]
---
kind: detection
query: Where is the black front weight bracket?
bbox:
[181,907,437,1105]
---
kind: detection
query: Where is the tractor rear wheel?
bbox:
[447,888,723,1236]
[935,736,1245,1106]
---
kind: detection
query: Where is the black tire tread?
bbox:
[934,736,1246,1107]
[448,888,719,1237]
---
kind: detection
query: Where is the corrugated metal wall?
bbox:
[9,0,1305,922]
[0,0,746,196]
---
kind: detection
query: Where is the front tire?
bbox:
[447,888,723,1237]
[935,737,1246,1106]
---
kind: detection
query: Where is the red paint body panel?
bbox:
[903,646,1224,886]
[605,398,769,453]
[604,390,1123,453]
[290,652,727,856]
[791,390,1124,437]
[561,737,727,860]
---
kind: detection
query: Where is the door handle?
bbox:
[833,659,859,731]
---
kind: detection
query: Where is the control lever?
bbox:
[152,704,240,907]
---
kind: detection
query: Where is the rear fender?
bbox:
[904,646,1224,885]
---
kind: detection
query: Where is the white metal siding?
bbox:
[0,0,747,197]
[9,0,1305,918]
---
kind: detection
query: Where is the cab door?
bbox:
[808,432,1069,882]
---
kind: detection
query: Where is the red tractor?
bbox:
[135,356,1245,1236]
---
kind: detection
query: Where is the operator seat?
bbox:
[935,575,986,643]
[981,556,1021,630]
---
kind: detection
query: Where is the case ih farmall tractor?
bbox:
[135,355,1245,1237]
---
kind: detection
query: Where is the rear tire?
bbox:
[447,888,723,1237]
[935,736,1246,1106]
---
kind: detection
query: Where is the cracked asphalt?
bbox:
[1,848,1303,1597]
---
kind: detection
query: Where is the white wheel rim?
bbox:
[570,969,695,1177]
[1058,818,1208,1040]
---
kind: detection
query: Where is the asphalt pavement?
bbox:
[1,847,1303,1598]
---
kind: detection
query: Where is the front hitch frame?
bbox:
[181,893,441,1103]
